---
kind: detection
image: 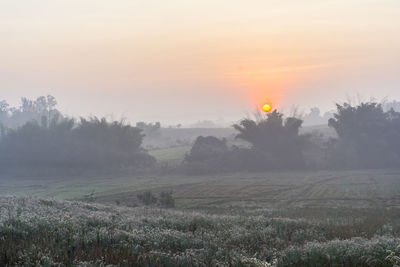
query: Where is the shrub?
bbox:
[159,191,175,208]
[137,191,157,205]
[184,136,233,174]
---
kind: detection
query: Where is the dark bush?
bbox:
[185,136,229,162]
[137,191,157,205]
[159,191,175,208]
[184,136,232,174]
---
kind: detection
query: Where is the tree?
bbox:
[0,101,9,131]
[233,110,309,169]
[0,116,155,172]
[328,102,400,168]
[184,136,231,174]
[185,136,229,162]
[0,95,62,129]
[136,121,161,138]
[72,117,155,168]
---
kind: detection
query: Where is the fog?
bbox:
[2,1,400,266]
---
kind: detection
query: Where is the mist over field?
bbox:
[1,1,400,266]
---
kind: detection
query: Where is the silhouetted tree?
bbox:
[0,95,62,129]
[186,136,229,162]
[328,102,400,168]
[184,136,231,174]
[0,116,155,172]
[233,110,309,169]
[184,111,311,173]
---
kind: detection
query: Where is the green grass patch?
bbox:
[148,145,190,164]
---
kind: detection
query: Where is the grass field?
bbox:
[2,183,400,266]
[1,169,400,210]
[2,149,400,266]
[2,168,400,266]
[148,145,191,165]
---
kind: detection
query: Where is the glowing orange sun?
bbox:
[262,103,272,113]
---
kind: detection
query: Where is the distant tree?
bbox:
[183,111,310,173]
[0,95,62,129]
[233,110,309,169]
[186,136,229,162]
[0,101,9,136]
[136,121,161,137]
[74,117,151,167]
[184,136,231,174]
[384,100,400,112]
[328,102,400,168]
[302,107,334,126]
[0,116,155,172]
[0,100,9,118]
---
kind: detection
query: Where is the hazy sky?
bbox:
[1,0,400,124]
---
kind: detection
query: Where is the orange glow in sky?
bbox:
[1,0,400,123]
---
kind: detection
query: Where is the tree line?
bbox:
[1,95,399,174]
[0,95,61,130]
[0,96,154,173]
[184,102,400,174]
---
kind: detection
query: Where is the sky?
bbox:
[1,0,400,125]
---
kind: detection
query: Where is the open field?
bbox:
[148,146,191,165]
[1,169,400,209]
[2,169,400,265]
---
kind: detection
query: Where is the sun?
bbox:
[262,103,272,113]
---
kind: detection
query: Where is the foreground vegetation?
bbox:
[1,196,400,266]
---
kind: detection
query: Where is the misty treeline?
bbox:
[0,117,155,170]
[185,102,400,173]
[0,96,155,171]
[1,95,400,174]
[0,95,60,130]
[301,100,400,126]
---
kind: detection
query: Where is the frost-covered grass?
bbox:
[1,196,400,266]
[280,237,400,267]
